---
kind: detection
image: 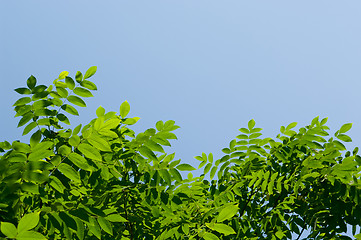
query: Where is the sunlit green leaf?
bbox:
[78,143,102,161]
[74,87,93,97]
[217,205,238,222]
[61,104,79,116]
[27,75,37,89]
[119,101,130,118]
[68,95,86,107]
[58,163,81,182]
[18,212,40,234]
[84,66,97,79]
[80,80,97,90]
[0,222,17,238]
[176,163,196,171]
[65,76,75,90]
[97,217,113,236]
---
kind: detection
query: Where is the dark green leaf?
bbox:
[75,71,83,83]
[27,75,37,89]
[58,113,71,125]
[65,76,75,90]
[15,87,31,95]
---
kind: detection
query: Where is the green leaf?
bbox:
[239,128,249,134]
[30,130,42,147]
[58,113,71,125]
[17,230,47,240]
[65,76,75,90]
[67,95,86,107]
[56,87,68,98]
[84,66,97,79]
[97,217,113,236]
[73,87,93,97]
[88,134,111,152]
[339,123,352,134]
[75,71,83,83]
[337,134,352,142]
[286,122,297,130]
[248,119,255,130]
[88,217,101,239]
[69,135,80,147]
[176,163,196,171]
[18,212,40,234]
[1,222,17,238]
[27,75,37,89]
[203,232,220,240]
[96,106,105,117]
[49,176,66,193]
[105,214,127,222]
[14,97,32,106]
[58,163,81,182]
[78,143,102,161]
[119,101,130,118]
[61,104,79,116]
[68,153,93,171]
[59,71,69,79]
[210,166,217,180]
[15,87,32,95]
[12,141,31,153]
[139,146,158,162]
[80,80,97,90]
[217,205,238,222]
[206,223,236,236]
[18,113,34,127]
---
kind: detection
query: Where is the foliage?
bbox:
[0,67,361,240]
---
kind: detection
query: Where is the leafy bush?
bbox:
[1,67,360,239]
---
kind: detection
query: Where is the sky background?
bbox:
[1,1,361,238]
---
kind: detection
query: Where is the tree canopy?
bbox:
[0,67,360,240]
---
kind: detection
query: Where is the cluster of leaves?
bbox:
[0,67,360,240]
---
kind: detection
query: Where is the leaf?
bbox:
[206,223,236,236]
[18,212,40,234]
[14,97,32,106]
[58,163,81,182]
[105,214,127,222]
[80,80,97,90]
[119,101,130,118]
[75,71,83,83]
[97,217,113,236]
[56,87,68,98]
[65,76,75,90]
[17,230,47,240]
[59,71,69,79]
[73,87,93,97]
[30,130,42,147]
[27,75,37,89]
[61,104,79,116]
[78,143,102,161]
[58,113,70,125]
[239,128,249,134]
[15,87,32,95]
[203,232,220,240]
[286,122,297,130]
[217,205,238,222]
[339,123,352,134]
[139,146,157,162]
[50,176,66,193]
[18,113,34,128]
[210,166,217,180]
[88,217,101,239]
[248,119,255,130]
[96,106,105,117]
[88,134,111,152]
[176,163,196,171]
[337,134,352,142]
[0,222,17,238]
[67,95,86,107]
[69,135,80,147]
[102,118,121,130]
[84,66,97,79]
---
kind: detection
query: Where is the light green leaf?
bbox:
[84,66,97,79]
[248,119,255,130]
[18,212,40,234]
[58,113,70,125]
[217,205,239,222]
[59,71,69,79]
[203,232,220,240]
[1,222,17,238]
[97,217,113,236]
[139,146,157,162]
[96,106,105,117]
[58,163,81,182]
[14,97,32,107]
[176,163,196,171]
[61,104,79,116]
[30,130,42,147]
[78,143,102,161]
[69,135,80,147]
[119,101,130,118]
[206,223,236,236]
[56,87,68,98]
[74,87,93,97]
[337,134,352,142]
[23,122,37,136]
[339,123,352,134]
[80,80,97,90]
[15,87,32,95]
[17,230,47,240]
[210,166,217,180]
[88,217,101,239]
[239,128,249,134]
[50,176,66,193]
[88,134,111,152]
[105,214,127,222]
[67,95,86,107]
[102,118,121,130]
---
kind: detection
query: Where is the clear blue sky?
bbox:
[1,1,361,237]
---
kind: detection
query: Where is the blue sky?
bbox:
[1,1,361,237]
